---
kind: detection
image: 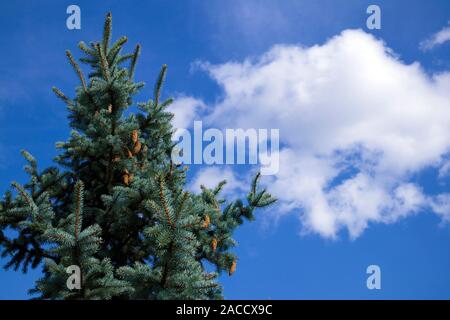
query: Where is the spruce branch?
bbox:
[154,64,167,107]
[20,150,37,172]
[73,181,84,241]
[11,182,38,214]
[129,44,141,80]
[157,176,173,227]
[251,172,261,196]
[107,36,128,62]
[160,98,174,109]
[78,41,97,56]
[176,192,189,219]
[96,43,110,81]
[102,12,112,54]
[51,87,72,106]
[65,50,88,93]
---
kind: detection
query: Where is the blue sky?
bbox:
[1,0,450,299]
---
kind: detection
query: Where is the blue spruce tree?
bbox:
[0,13,276,300]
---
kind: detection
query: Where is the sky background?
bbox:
[1,0,450,299]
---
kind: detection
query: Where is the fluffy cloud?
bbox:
[431,193,450,223]
[167,96,206,129]
[420,22,450,50]
[189,167,246,196]
[193,29,450,238]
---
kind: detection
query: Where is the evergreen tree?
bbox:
[0,13,276,300]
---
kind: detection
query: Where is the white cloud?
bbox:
[189,167,246,196]
[438,160,450,180]
[431,193,450,222]
[167,96,206,129]
[195,29,450,238]
[420,22,450,50]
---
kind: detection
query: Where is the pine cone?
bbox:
[202,215,210,228]
[131,129,138,143]
[211,238,217,251]
[134,141,142,154]
[205,273,215,280]
[123,169,130,185]
[229,260,237,276]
